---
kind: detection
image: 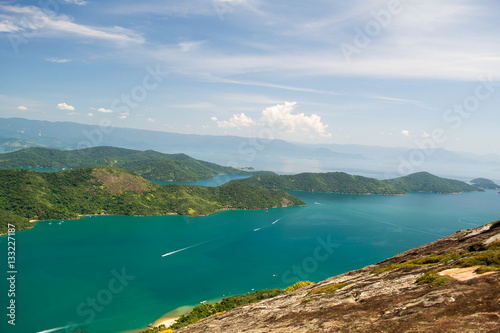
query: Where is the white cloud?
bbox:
[218,113,254,128]
[17,105,27,110]
[211,116,218,121]
[216,102,331,140]
[87,113,93,117]
[118,113,129,119]
[57,102,75,111]
[96,107,112,113]
[64,0,88,5]
[45,57,72,63]
[422,132,431,138]
[147,117,155,123]
[0,20,21,32]
[261,102,330,137]
[401,130,410,137]
[0,5,144,45]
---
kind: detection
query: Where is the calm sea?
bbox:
[0,179,499,333]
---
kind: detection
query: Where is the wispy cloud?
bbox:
[0,20,21,32]
[45,57,72,63]
[17,105,27,110]
[64,0,88,5]
[0,4,144,45]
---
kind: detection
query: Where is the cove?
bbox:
[0,189,498,333]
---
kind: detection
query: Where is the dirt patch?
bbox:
[439,266,498,281]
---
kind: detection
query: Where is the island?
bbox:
[231,172,406,195]
[385,172,483,193]
[471,178,500,190]
[231,171,481,195]
[0,167,305,234]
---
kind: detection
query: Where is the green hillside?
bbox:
[0,146,270,181]
[233,172,406,195]
[0,167,304,232]
[385,172,482,193]
[471,178,500,190]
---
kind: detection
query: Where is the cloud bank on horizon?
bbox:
[0,0,499,153]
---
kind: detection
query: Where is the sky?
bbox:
[1,0,500,154]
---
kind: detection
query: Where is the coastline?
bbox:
[0,204,308,237]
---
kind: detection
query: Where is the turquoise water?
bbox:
[0,190,499,333]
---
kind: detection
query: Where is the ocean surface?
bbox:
[0,179,499,333]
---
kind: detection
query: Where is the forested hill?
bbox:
[233,171,482,194]
[0,167,305,233]
[385,172,482,193]
[232,172,406,195]
[470,178,500,190]
[0,146,273,181]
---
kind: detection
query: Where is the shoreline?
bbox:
[0,203,308,237]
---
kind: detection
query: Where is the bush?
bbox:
[416,270,449,286]
[285,281,314,293]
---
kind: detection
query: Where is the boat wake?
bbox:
[37,325,74,333]
[161,239,213,257]
[272,218,281,224]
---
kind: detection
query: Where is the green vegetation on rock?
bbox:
[385,172,481,193]
[155,289,284,331]
[307,281,354,295]
[285,281,314,293]
[0,146,272,181]
[470,178,500,190]
[233,172,406,195]
[0,211,32,235]
[0,167,305,225]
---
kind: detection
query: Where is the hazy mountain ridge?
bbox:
[2,117,499,180]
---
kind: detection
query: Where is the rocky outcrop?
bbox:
[177,221,500,332]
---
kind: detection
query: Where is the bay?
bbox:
[0,188,498,333]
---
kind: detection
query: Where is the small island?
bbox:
[471,178,500,190]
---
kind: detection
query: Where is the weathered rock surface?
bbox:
[177,221,500,332]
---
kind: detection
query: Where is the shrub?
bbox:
[416,270,449,286]
[285,281,314,293]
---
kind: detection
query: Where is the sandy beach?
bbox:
[151,316,179,328]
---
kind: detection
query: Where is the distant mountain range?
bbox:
[1,117,499,180]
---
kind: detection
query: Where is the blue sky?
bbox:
[1,0,500,154]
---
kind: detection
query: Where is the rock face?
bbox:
[177,221,500,332]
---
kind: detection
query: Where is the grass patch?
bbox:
[285,281,314,293]
[416,270,450,286]
[307,281,354,296]
[455,251,500,269]
[300,298,314,304]
[370,250,474,275]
